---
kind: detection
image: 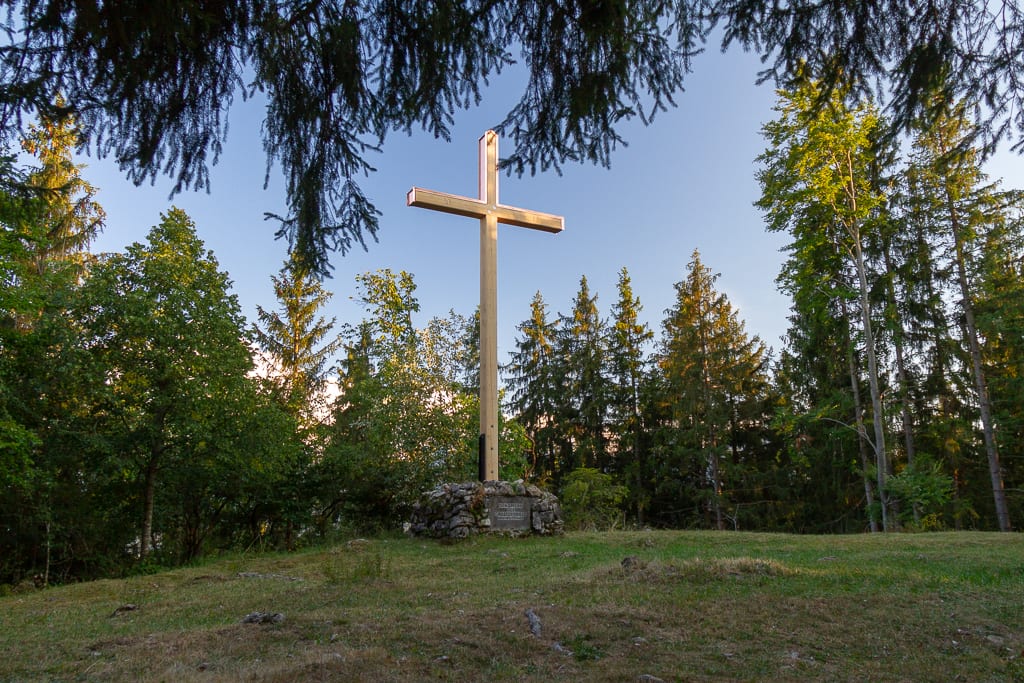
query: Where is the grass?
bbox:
[1,531,1022,681]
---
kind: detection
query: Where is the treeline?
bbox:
[3,86,1024,586]
[507,82,1024,534]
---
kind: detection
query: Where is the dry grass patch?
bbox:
[608,555,791,584]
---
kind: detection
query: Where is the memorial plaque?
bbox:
[487,495,532,531]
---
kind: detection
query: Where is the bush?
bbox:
[560,468,628,531]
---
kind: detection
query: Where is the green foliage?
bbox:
[321,270,480,529]
[557,276,612,474]
[505,291,561,483]
[758,80,896,530]
[885,462,954,528]
[654,250,772,529]
[252,253,342,425]
[560,468,628,531]
[7,2,1018,273]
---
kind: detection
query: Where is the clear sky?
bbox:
[83,45,1021,369]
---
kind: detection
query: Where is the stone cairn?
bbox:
[407,480,563,539]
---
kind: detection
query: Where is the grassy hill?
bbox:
[2,531,1022,681]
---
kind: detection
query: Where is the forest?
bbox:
[2,82,1022,586]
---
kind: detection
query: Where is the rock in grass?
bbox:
[109,604,138,618]
[242,611,284,624]
[525,608,542,637]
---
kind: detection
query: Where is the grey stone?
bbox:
[407,480,563,539]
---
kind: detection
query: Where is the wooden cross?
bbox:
[407,130,564,482]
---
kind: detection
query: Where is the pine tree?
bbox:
[907,103,1019,530]
[252,254,341,427]
[506,291,561,482]
[606,266,654,519]
[5,2,1023,274]
[657,250,768,530]
[18,104,105,276]
[558,276,611,474]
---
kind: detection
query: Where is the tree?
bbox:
[0,118,107,583]
[758,80,895,529]
[557,275,611,474]
[505,291,562,482]
[973,204,1024,528]
[252,253,342,426]
[3,1,1021,274]
[322,269,493,528]
[606,267,654,519]
[656,250,769,530]
[75,208,256,558]
[18,104,105,276]
[906,103,1020,531]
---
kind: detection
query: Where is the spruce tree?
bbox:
[5,2,1021,273]
[657,250,768,530]
[558,276,611,474]
[607,267,654,519]
[906,104,1019,530]
[252,254,341,427]
[505,291,560,482]
[18,104,105,276]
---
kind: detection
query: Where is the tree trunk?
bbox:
[141,455,158,558]
[852,234,891,530]
[842,297,879,533]
[949,205,1012,531]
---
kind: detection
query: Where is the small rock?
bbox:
[638,676,665,682]
[110,604,138,617]
[242,611,284,624]
[621,556,641,570]
[525,608,542,637]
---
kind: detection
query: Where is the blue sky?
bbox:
[84,45,1021,369]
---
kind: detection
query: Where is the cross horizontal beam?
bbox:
[406,188,564,233]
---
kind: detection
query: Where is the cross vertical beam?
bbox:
[407,131,563,481]
[479,133,500,482]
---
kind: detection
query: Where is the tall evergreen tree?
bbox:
[906,103,1020,530]
[18,105,104,276]
[656,250,769,530]
[558,276,611,474]
[606,266,654,519]
[252,253,341,427]
[893,162,972,527]
[4,2,1022,274]
[505,291,561,482]
[0,114,106,582]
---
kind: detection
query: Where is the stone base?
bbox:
[407,480,563,539]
